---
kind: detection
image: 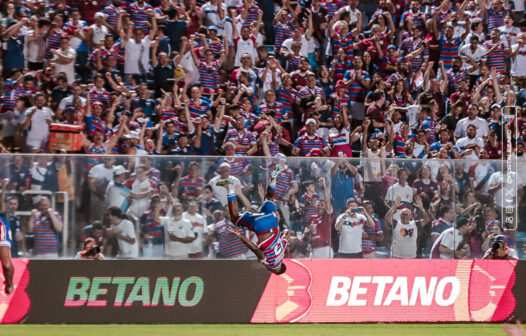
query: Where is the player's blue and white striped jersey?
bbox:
[0,216,12,248]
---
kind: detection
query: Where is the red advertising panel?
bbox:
[251,259,517,323]
[0,259,31,323]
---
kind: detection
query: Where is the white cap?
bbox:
[124,131,140,140]
[276,153,287,162]
[113,165,129,176]
[94,12,106,19]
[305,118,317,126]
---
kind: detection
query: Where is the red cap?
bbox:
[336,80,346,88]
[306,148,323,157]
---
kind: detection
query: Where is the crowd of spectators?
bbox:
[0,0,525,260]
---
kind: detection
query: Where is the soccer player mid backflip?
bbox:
[219,165,289,275]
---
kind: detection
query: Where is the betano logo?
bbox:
[252,259,517,323]
[326,276,459,307]
[64,276,204,308]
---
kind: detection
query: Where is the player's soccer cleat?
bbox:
[271,164,284,180]
[216,178,233,188]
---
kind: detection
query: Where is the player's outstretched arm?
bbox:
[265,184,275,201]
[227,194,240,224]
[218,179,241,224]
[227,227,265,260]
[0,246,14,295]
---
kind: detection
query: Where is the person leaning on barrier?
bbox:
[75,237,104,260]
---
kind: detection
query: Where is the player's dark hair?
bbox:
[274,263,287,275]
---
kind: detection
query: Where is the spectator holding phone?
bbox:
[334,198,375,258]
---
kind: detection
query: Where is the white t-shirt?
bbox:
[431,227,464,259]
[89,164,114,181]
[58,95,87,110]
[234,35,257,67]
[105,181,131,210]
[25,107,54,149]
[406,105,420,129]
[179,50,200,85]
[162,216,194,258]
[425,159,452,180]
[385,182,413,204]
[88,164,114,194]
[454,117,489,138]
[511,0,524,11]
[115,219,138,258]
[362,148,382,182]
[392,219,420,258]
[511,44,526,77]
[336,213,367,254]
[30,164,47,192]
[343,7,361,24]
[468,161,494,196]
[459,44,487,76]
[124,36,151,75]
[223,18,235,46]
[258,68,282,94]
[90,24,109,45]
[54,48,77,84]
[488,171,522,208]
[456,136,485,165]
[126,178,155,219]
[499,25,520,45]
[281,36,310,57]
[413,142,427,159]
[182,212,208,254]
[201,2,227,35]
[208,175,241,206]
[24,30,46,63]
